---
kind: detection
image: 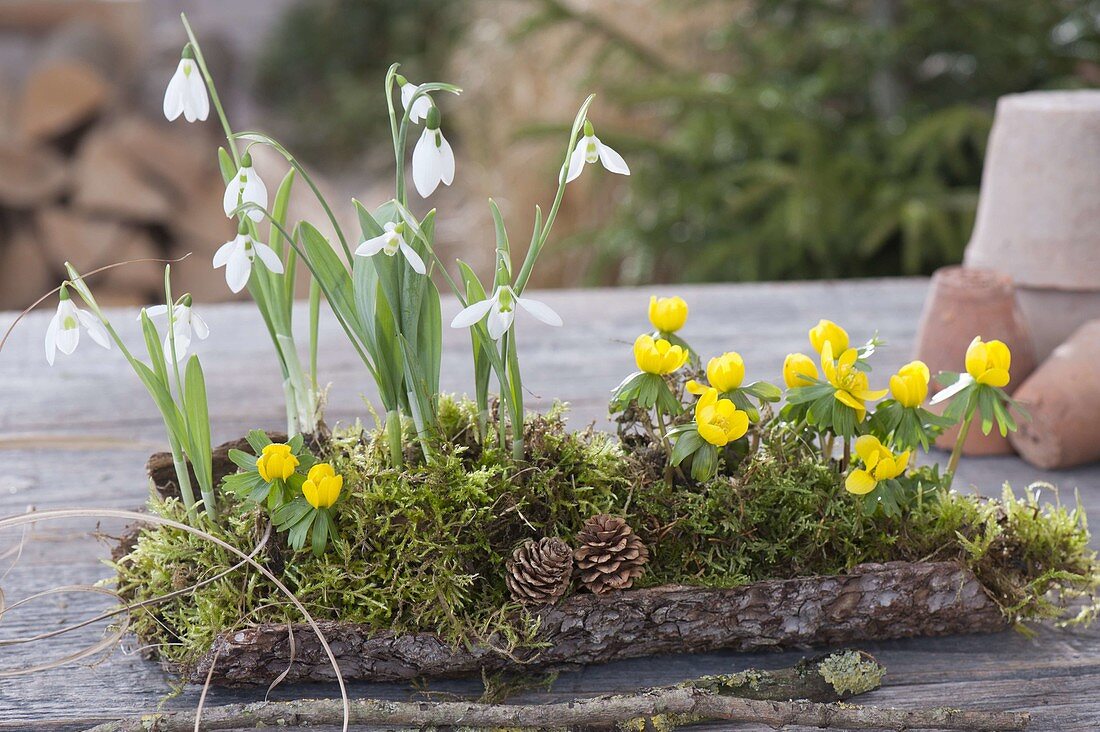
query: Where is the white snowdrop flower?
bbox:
[565,120,630,183]
[398,75,432,124]
[355,221,426,274]
[223,152,269,222]
[45,285,111,366]
[213,224,284,294]
[411,106,455,199]
[450,285,562,340]
[141,295,210,362]
[163,44,210,123]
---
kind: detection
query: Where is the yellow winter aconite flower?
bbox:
[783,352,819,388]
[648,296,688,333]
[687,351,745,394]
[889,360,930,408]
[845,435,911,495]
[808,319,849,355]
[821,342,887,420]
[965,336,1011,388]
[694,387,750,447]
[302,462,343,509]
[633,334,689,375]
[256,443,298,482]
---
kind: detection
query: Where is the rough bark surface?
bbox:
[189,560,1007,686]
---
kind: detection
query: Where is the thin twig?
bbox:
[83,688,1028,732]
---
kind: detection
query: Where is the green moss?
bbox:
[818,651,886,697]
[113,396,1100,670]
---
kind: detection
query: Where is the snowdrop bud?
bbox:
[426,105,441,131]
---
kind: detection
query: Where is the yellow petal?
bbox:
[965,337,987,379]
[977,368,1010,388]
[854,434,882,465]
[726,410,750,442]
[895,450,911,475]
[686,379,707,395]
[845,469,877,495]
[986,340,1011,371]
[834,389,865,412]
[873,456,896,481]
[698,421,729,447]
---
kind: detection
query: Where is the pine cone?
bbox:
[574,514,649,594]
[505,537,574,605]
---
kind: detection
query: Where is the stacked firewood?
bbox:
[0,20,235,310]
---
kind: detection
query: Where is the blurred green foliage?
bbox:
[532,0,1100,283]
[256,0,467,162]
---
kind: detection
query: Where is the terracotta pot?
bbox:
[1010,320,1100,469]
[912,266,1037,456]
[964,91,1100,360]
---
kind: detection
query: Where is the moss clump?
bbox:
[113,396,1100,670]
[818,651,886,697]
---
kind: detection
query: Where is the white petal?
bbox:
[44,314,59,365]
[355,234,388,257]
[191,313,210,340]
[399,242,427,275]
[516,296,563,326]
[930,374,974,405]
[400,83,417,114]
[225,248,252,293]
[55,320,79,355]
[487,308,513,340]
[223,175,244,218]
[438,134,455,186]
[412,96,431,123]
[253,242,285,274]
[184,62,210,122]
[242,169,269,221]
[412,129,440,198]
[143,304,168,319]
[163,61,187,121]
[77,310,111,349]
[597,141,630,176]
[168,330,191,362]
[565,140,588,183]
[213,238,238,268]
[449,297,495,329]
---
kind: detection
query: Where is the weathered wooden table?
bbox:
[1,279,1098,730]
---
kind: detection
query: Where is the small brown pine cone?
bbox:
[574,514,649,595]
[505,537,574,605]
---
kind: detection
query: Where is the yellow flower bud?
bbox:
[845,435,910,495]
[808,319,849,355]
[964,336,1011,388]
[633,334,689,375]
[302,462,343,509]
[256,443,299,482]
[888,360,930,408]
[686,351,746,395]
[648,296,688,333]
[694,387,749,447]
[783,352,819,388]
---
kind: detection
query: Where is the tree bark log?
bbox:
[190,560,1006,686]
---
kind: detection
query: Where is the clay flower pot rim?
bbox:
[928,266,1013,302]
[1000,89,1100,113]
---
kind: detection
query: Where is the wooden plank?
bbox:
[1,279,1098,730]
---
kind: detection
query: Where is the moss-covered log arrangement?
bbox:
[115,398,1098,687]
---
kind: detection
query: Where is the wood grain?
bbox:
[2,279,1099,730]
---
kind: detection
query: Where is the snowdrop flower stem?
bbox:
[513,94,596,294]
